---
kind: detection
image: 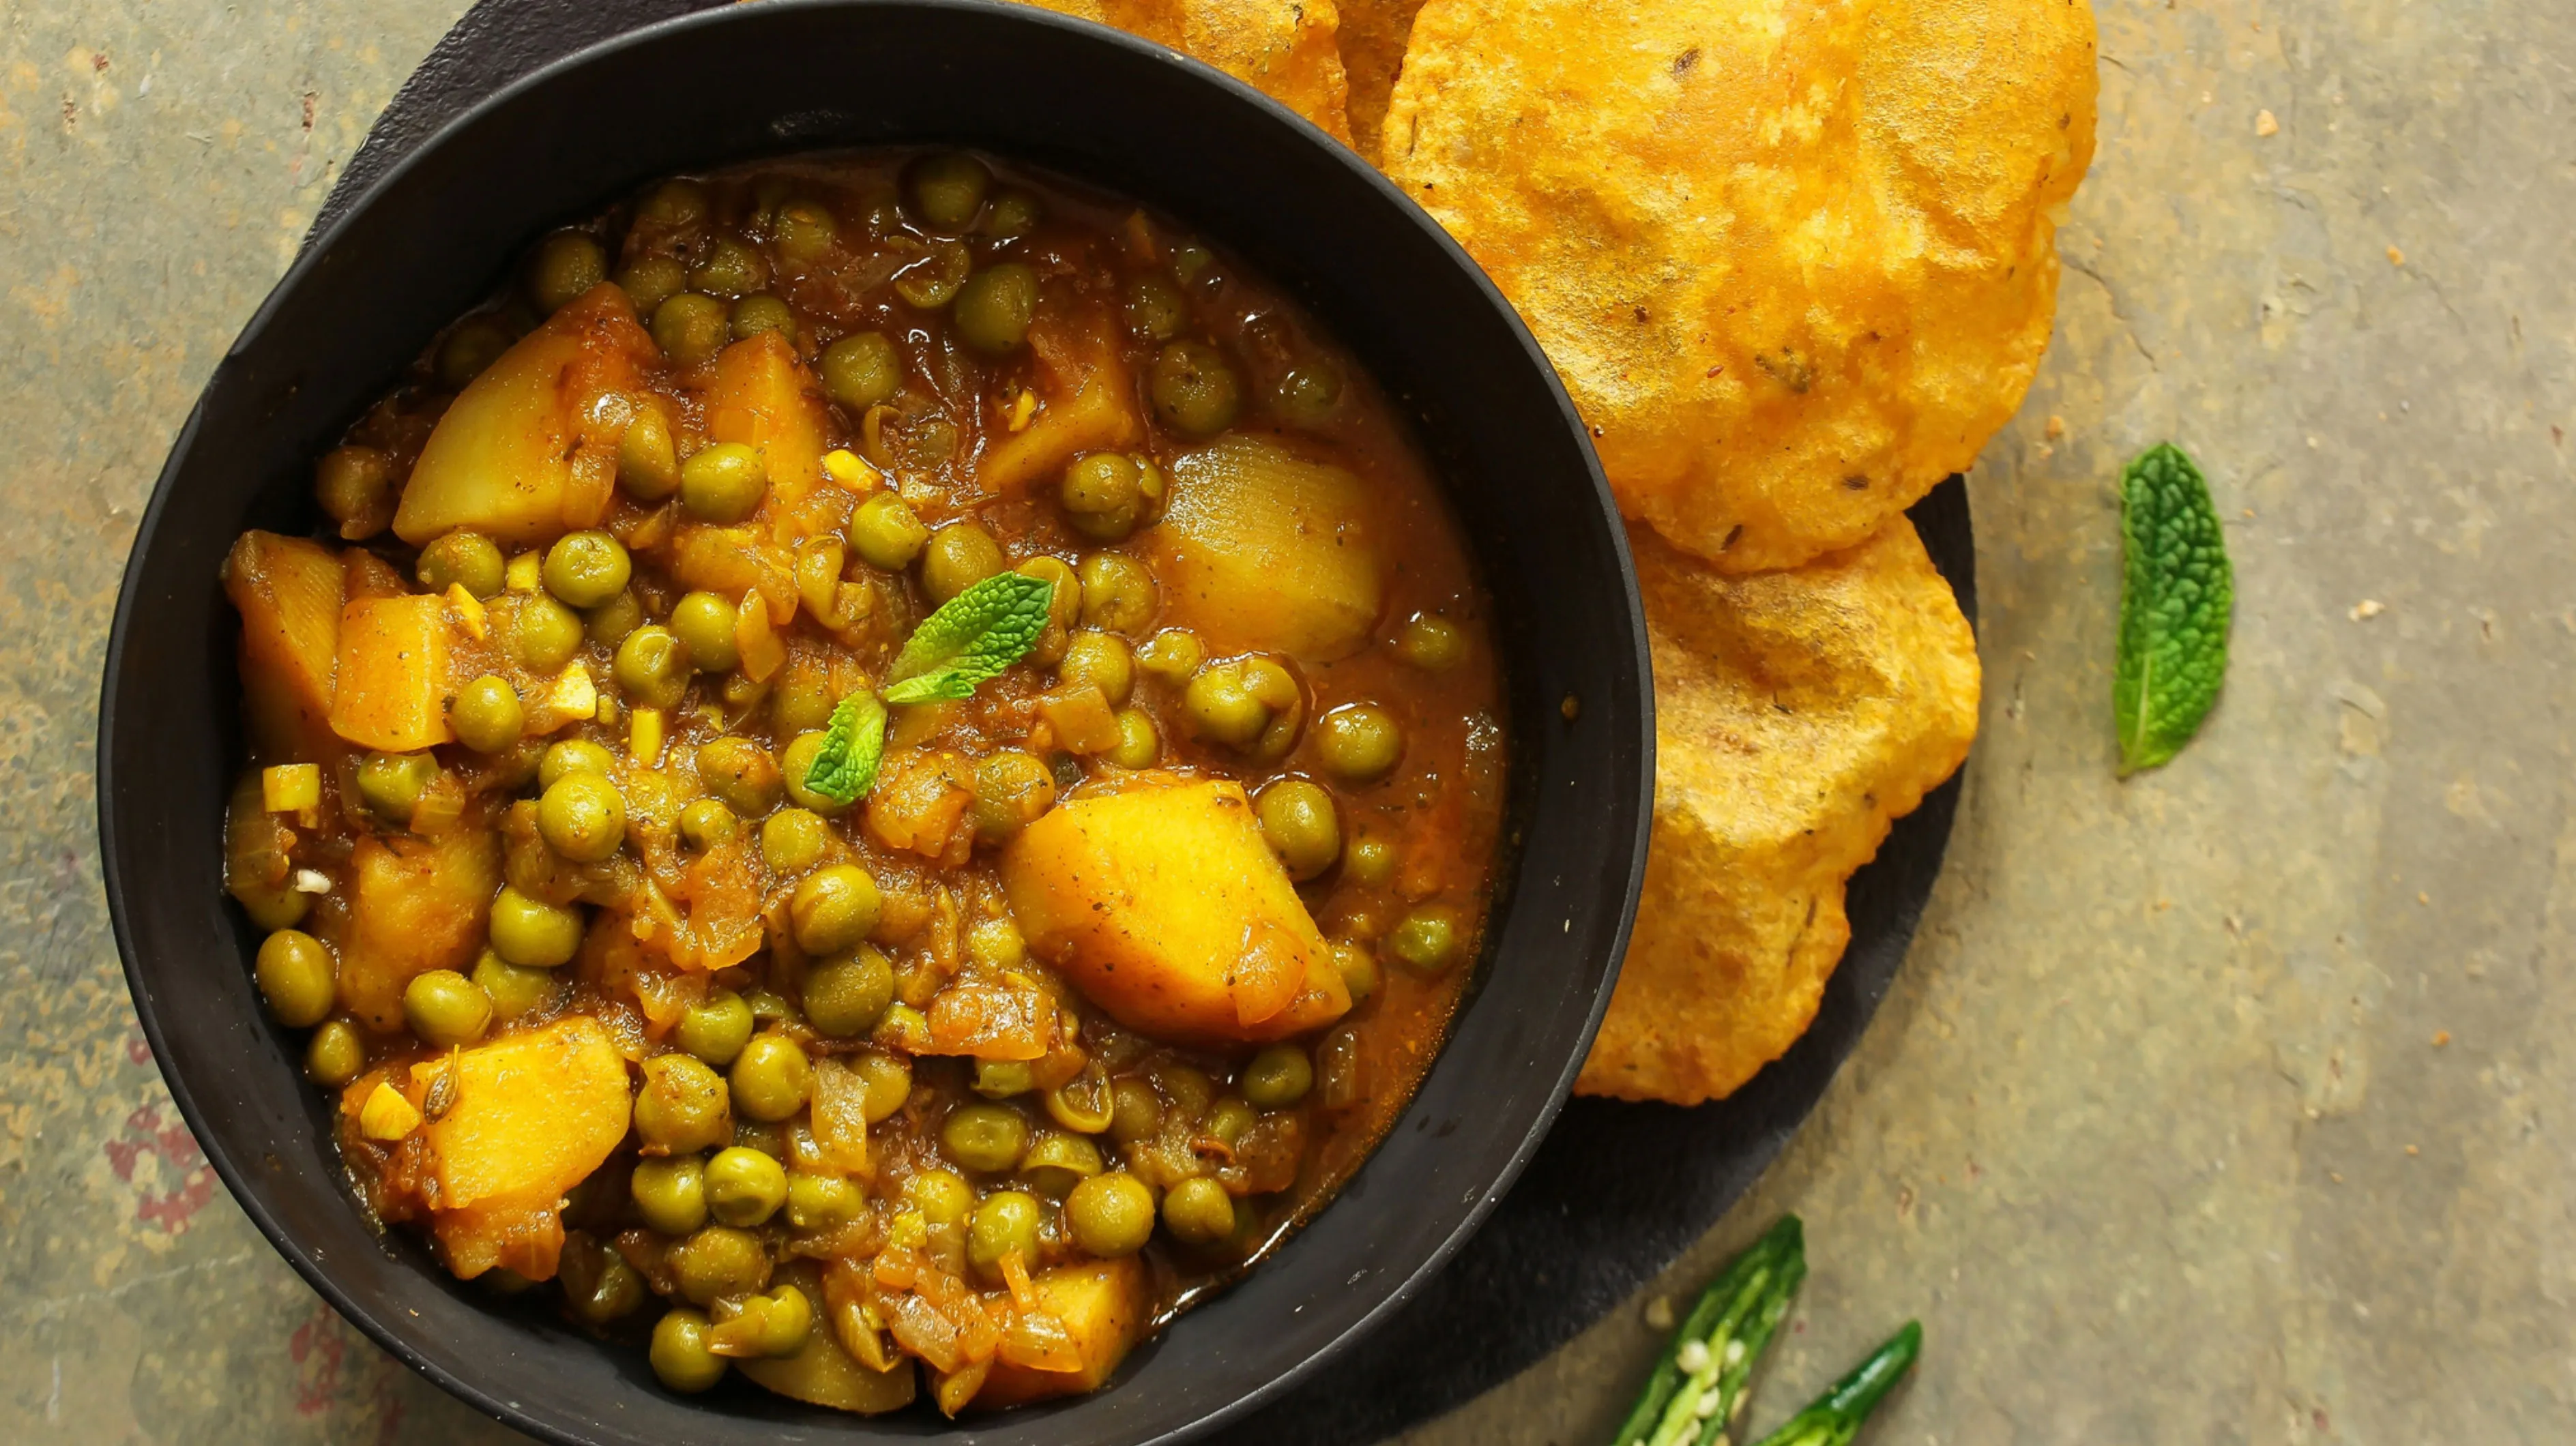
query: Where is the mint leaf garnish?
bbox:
[800,691,887,806]
[2115,442,2233,776]
[883,571,1054,705]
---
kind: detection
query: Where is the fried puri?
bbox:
[1577,519,1980,1104]
[1014,0,1355,142]
[1383,0,2096,572]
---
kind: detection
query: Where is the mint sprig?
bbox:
[800,691,888,806]
[882,572,1055,705]
[2114,442,2233,776]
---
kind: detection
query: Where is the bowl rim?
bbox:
[98,3,1655,1441]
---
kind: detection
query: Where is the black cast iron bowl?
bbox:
[96,3,1652,1442]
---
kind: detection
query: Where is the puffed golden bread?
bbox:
[1382,0,2096,572]
[1333,0,1429,160]
[1578,518,1980,1104]
[1012,0,1355,143]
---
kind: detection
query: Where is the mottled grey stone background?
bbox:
[3,0,2570,1441]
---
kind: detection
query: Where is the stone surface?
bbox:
[2,0,2571,1441]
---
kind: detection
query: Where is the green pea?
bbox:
[404,969,493,1048]
[791,865,882,955]
[488,885,583,969]
[920,521,1004,604]
[636,1053,733,1154]
[636,179,710,231]
[614,625,691,710]
[730,292,793,340]
[471,949,561,1020]
[1387,905,1464,975]
[649,1308,728,1393]
[787,1172,862,1232]
[1171,241,1220,291]
[803,948,894,1039]
[305,1020,366,1087]
[667,1225,770,1306]
[1162,1177,1236,1246]
[704,1145,789,1228]
[773,199,839,263]
[1205,1096,1257,1147]
[953,263,1038,355]
[678,799,739,852]
[969,750,1057,845]
[1107,709,1159,769]
[730,1034,811,1123]
[1057,630,1135,707]
[632,1153,709,1235]
[941,1102,1030,1174]
[969,1061,1031,1101]
[1059,453,1150,542]
[855,1052,913,1123]
[538,739,616,790]
[315,445,396,537]
[1256,779,1340,881]
[847,492,929,570]
[689,237,769,297]
[820,331,902,411]
[1314,703,1404,782]
[615,256,687,318]
[695,739,779,817]
[584,589,644,648]
[1107,1078,1162,1145]
[908,152,991,231]
[981,188,1042,239]
[1077,552,1156,634]
[905,1168,975,1226]
[1241,1044,1313,1107]
[738,1284,816,1358]
[967,1190,1043,1279]
[1150,340,1242,437]
[527,231,606,314]
[542,530,632,610]
[667,592,741,675]
[1065,1172,1155,1258]
[449,675,523,754]
[559,1235,644,1326]
[1182,666,1270,750]
[234,876,308,932]
[355,752,436,825]
[676,988,755,1066]
[652,293,731,368]
[1343,836,1397,887]
[1331,940,1381,1005]
[539,771,627,863]
[614,404,682,502]
[679,442,769,524]
[417,530,506,598]
[1124,275,1186,341]
[255,928,336,1027]
[1396,612,1467,670]
[437,316,512,390]
[1023,1132,1104,1196]
[776,732,849,817]
[1272,362,1343,426]
[894,239,971,309]
[1135,628,1203,682]
[760,808,831,874]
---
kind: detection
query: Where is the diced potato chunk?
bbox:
[706,331,833,514]
[1001,779,1349,1044]
[327,594,456,751]
[975,1258,1151,1408]
[409,1018,629,1280]
[224,531,344,761]
[978,307,1143,495]
[1148,436,1384,662]
[392,284,655,547]
[740,1324,920,1414]
[336,823,501,1031]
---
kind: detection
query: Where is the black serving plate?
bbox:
[102,4,1652,1446]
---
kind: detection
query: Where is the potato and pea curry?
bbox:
[220,151,1503,1415]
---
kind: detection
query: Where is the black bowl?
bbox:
[98,3,1652,1443]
